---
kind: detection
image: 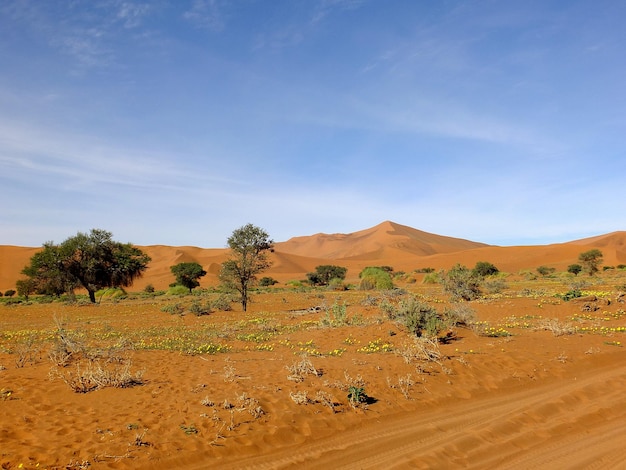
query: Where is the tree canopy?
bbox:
[21,229,151,303]
[306,265,347,286]
[578,249,603,276]
[171,262,207,293]
[219,224,273,312]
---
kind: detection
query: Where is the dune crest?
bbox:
[1,222,625,291]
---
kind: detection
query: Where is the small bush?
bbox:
[328,277,348,291]
[188,300,211,316]
[359,267,393,290]
[422,273,439,284]
[440,264,482,301]
[537,265,556,277]
[161,303,184,315]
[144,284,155,293]
[484,278,507,294]
[167,285,189,296]
[442,303,476,328]
[211,294,233,311]
[259,276,278,287]
[558,289,582,301]
[397,297,442,337]
[472,261,499,277]
[4,290,16,297]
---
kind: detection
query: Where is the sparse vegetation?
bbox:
[440,264,482,301]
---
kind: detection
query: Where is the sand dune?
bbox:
[2,222,626,292]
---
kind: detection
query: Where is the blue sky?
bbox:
[1,1,625,248]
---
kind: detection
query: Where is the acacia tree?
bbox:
[171,262,207,293]
[307,265,347,286]
[219,224,273,312]
[578,249,603,276]
[21,241,78,298]
[21,229,151,303]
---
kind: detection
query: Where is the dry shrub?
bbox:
[538,318,577,336]
[235,392,264,419]
[50,359,144,393]
[289,390,310,405]
[387,374,416,399]
[286,355,320,382]
[397,336,442,365]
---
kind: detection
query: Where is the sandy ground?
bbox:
[1,221,626,469]
[1,282,626,469]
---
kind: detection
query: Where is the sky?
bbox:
[1,0,625,248]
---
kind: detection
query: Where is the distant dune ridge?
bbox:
[1,221,625,291]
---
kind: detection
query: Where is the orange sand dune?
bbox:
[275,220,489,260]
[2,222,625,292]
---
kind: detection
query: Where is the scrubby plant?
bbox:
[4,289,16,297]
[359,266,394,290]
[167,285,189,295]
[188,299,211,316]
[258,276,278,287]
[327,277,348,291]
[440,264,482,301]
[397,296,442,337]
[161,303,185,315]
[483,278,507,294]
[472,261,499,277]
[143,284,155,293]
[442,303,476,329]
[557,289,582,301]
[536,265,556,277]
[307,265,347,286]
[422,272,439,284]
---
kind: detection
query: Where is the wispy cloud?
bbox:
[311,0,364,24]
[183,0,225,31]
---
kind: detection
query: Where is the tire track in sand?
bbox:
[214,358,626,470]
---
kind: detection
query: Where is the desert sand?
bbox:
[1,221,626,469]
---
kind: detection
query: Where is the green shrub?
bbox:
[211,294,233,311]
[188,300,211,316]
[422,273,439,284]
[4,289,16,297]
[472,261,499,277]
[359,267,393,290]
[557,289,582,301]
[167,285,189,295]
[537,265,556,276]
[484,278,507,294]
[397,297,442,337]
[442,303,476,328]
[440,264,482,301]
[143,284,155,293]
[259,277,278,287]
[161,303,184,315]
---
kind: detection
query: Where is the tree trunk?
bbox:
[88,289,96,303]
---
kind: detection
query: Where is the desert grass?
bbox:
[286,354,320,382]
[538,318,577,336]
